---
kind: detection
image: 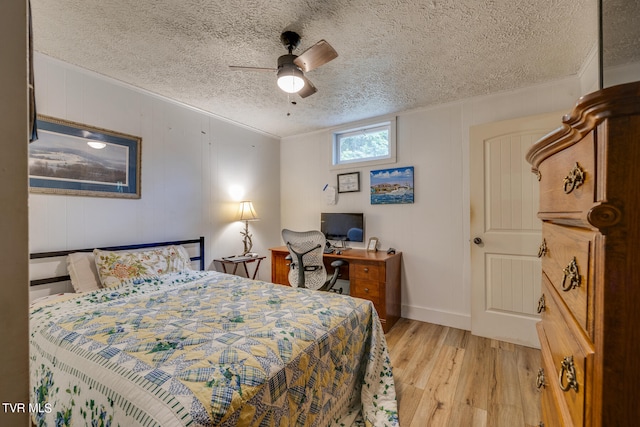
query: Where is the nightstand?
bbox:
[214,255,265,280]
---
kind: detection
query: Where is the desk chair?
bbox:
[282,229,345,293]
[347,227,363,242]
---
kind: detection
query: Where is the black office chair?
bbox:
[346,227,363,242]
[281,229,345,293]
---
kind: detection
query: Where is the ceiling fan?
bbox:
[229,31,338,98]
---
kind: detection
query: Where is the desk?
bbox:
[214,255,265,280]
[269,246,402,332]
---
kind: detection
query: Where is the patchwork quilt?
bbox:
[30,270,398,426]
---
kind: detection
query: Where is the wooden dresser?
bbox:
[526,81,640,426]
[269,246,402,333]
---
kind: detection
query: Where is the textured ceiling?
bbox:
[602,0,640,68]
[31,0,608,137]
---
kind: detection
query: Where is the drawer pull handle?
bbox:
[536,368,546,389]
[537,294,546,313]
[558,355,579,393]
[363,268,369,273]
[364,288,369,292]
[537,239,547,258]
[563,162,585,194]
[561,257,581,291]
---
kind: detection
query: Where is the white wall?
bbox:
[29,54,281,299]
[604,60,640,88]
[577,46,640,94]
[579,45,600,95]
[281,76,583,330]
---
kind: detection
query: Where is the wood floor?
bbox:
[385,318,542,427]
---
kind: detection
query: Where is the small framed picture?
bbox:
[337,172,360,193]
[367,237,379,252]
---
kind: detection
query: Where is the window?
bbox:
[332,118,396,167]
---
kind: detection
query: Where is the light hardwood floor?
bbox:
[385,318,542,427]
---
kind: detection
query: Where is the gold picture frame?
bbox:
[367,236,379,251]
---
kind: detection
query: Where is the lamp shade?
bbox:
[237,201,259,221]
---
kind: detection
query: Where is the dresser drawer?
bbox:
[540,383,566,427]
[537,131,595,216]
[537,321,572,427]
[541,222,594,337]
[351,263,383,281]
[351,263,384,313]
[540,279,593,427]
[351,279,381,303]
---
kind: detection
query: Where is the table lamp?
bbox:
[237,201,259,255]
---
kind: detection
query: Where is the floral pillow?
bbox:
[94,245,192,287]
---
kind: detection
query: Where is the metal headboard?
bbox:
[29,236,205,287]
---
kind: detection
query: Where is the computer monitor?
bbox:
[320,212,364,242]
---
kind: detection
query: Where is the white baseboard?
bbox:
[401,304,541,349]
[401,304,471,331]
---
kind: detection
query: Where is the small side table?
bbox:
[214,255,266,280]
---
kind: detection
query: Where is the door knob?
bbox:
[473,237,483,245]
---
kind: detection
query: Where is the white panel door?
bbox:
[470,112,562,348]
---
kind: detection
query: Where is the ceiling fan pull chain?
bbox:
[286,95,298,116]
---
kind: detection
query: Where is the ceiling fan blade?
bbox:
[293,40,338,72]
[298,77,317,98]
[229,65,276,72]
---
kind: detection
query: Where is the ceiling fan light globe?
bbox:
[277,74,305,93]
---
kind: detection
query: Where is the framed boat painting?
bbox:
[29,116,141,198]
[370,166,414,204]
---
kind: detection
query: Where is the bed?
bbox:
[29,238,398,426]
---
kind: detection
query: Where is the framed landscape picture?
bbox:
[370,166,414,204]
[29,116,141,198]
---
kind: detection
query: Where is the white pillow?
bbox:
[176,245,194,269]
[66,252,102,293]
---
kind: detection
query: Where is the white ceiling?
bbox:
[31,0,604,138]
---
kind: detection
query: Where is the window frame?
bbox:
[331,117,397,169]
